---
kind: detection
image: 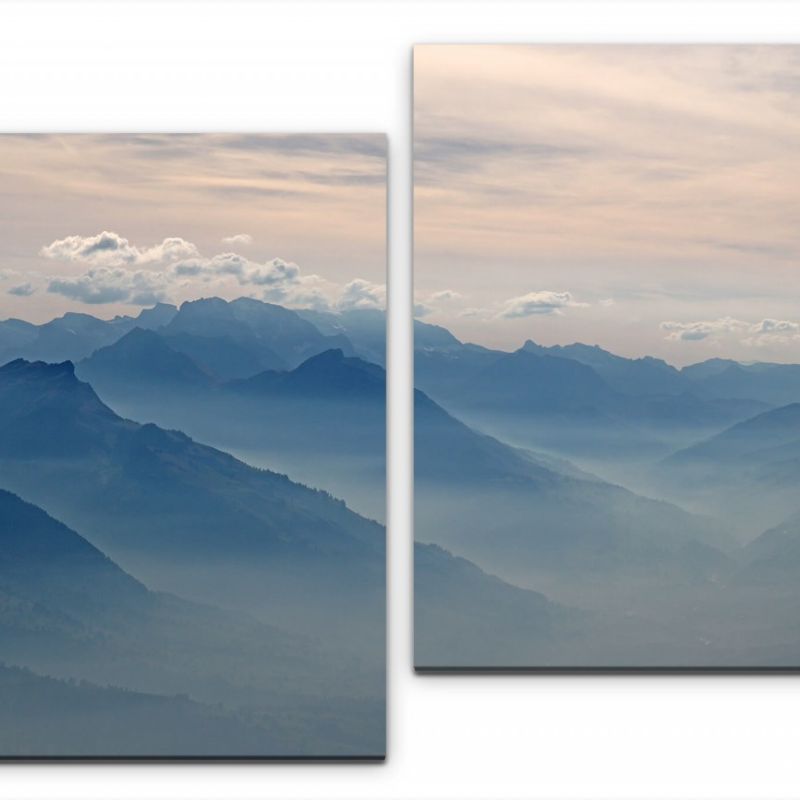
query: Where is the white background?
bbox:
[3,2,800,798]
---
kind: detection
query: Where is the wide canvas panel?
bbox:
[413,44,800,669]
[0,133,386,757]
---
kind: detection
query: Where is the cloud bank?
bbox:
[41,231,199,268]
[39,231,384,311]
[661,316,800,345]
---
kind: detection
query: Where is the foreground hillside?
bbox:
[0,664,284,757]
[0,488,384,755]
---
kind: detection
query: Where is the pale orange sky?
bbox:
[0,134,386,323]
[414,45,800,365]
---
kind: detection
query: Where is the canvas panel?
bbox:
[0,133,386,757]
[413,44,800,669]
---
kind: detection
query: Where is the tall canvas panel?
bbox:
[0,133,386,756]
[413,45,800,669]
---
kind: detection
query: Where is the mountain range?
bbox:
[0,303,177,366]
[76,334,386,520]
[416,339,769,461]
[0,357,386,650]
[0,347,607,687]
[72,320,734,601]
[7,297,800,671]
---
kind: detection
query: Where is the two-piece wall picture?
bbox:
[0,133,387,757]
[2,43,799,760]
[414,44,800,669]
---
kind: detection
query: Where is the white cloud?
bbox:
[41,231,198,267]
[413,288,463,318]
[221,233,253,246]
[48,267,169,306]
[750,318,800,336]
[262,271,332,311]
[661,316,800,345]
[144,237,200,264]
[744,318,800,347]
[428,289,462,304]
[414,303,432,318]
[660,317,746,342]
[38,230,380,312]
[185,253,300,286]
[337,279,386,311]
[499,290,585,319]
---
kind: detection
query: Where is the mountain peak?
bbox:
[299,347,346,366]
[0,357,76,378]
[78,327,215,390]
[520,339,547,354]
[116,326,159,342]
[228,347,384,398]
[178,296,230,313]
[293,348,382,379]
[0,355,124,458]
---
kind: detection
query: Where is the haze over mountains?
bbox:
[2,295,614,749]
[0,489,345,755]
[410,312,800,667]
[6,291,800,711]
[0,296,395,755]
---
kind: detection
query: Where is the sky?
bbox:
[0,133,386,324]
[414,45,800,366]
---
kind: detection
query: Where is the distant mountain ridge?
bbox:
[161,296,355,374]
[413,319,800,410]
[416,339,767,460]
[0,303,178,365]
[0,297,368,382]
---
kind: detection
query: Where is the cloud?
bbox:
[428,289,462,304]
[173,253,302,289]
[750,318,800,336]
[261,271,332,311]
[39,230,380,312]
[413,288,463,318]
[660,317,746,342]
[8,282,35,297]
[744,318,800,346]
[41,231,199,267]
[414,303,432,318]
[221,233,253,246]
[221,133,386,160]
[337,279,386,311]
[499,290,585,319]
[48,267,169,306]
[661,316,800,344]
